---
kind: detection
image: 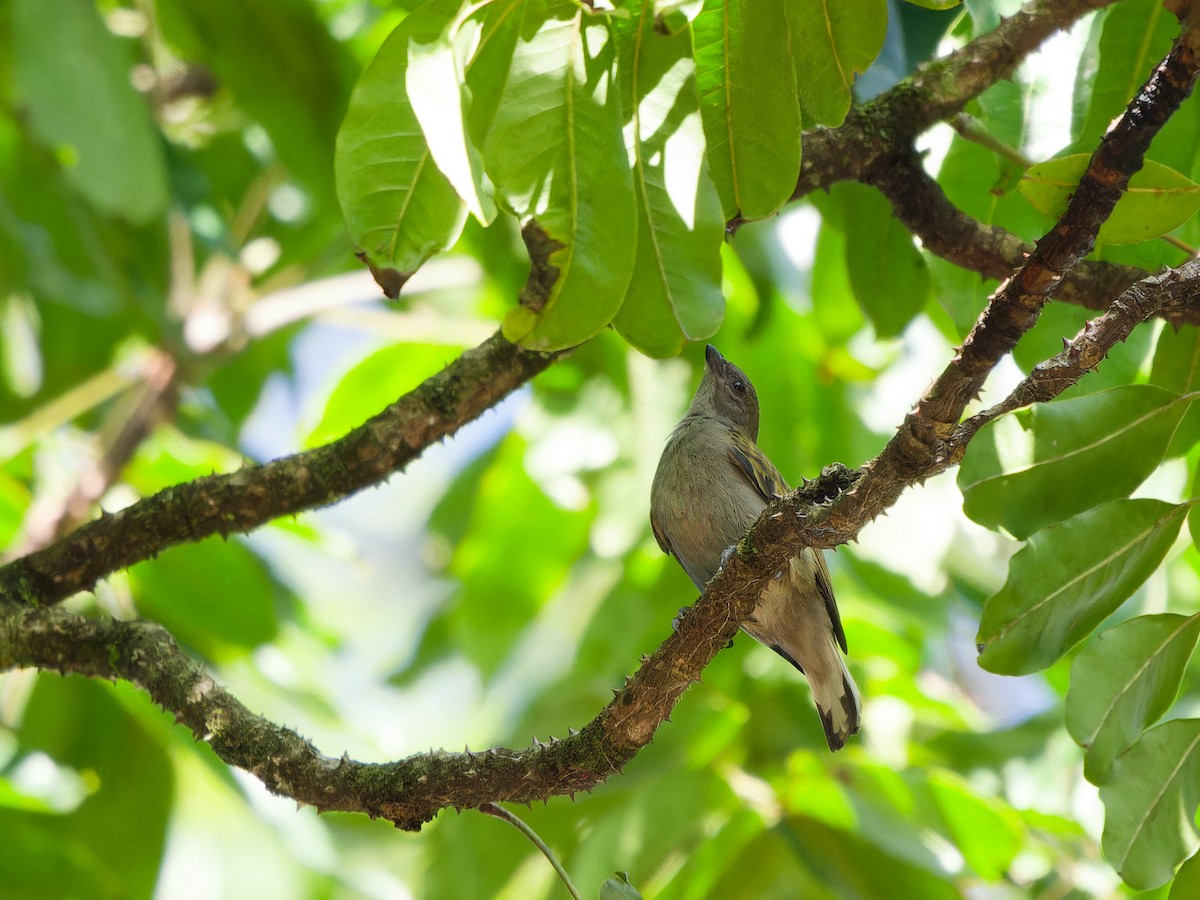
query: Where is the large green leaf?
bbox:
[692,0,801,220]
[610,1,725,357]
[10,0,167,224]
[1101,719,1200,891]
[976,499,1187,675]
[159,0,350,198]
[407,2,499,225]
[335,0,468,294]
[1073,0,1176,158]
[1171,849,1200,900]
[1067,613,1200,784]
[788,0,888,127]
[1151,324,1200,457]
[1020,155,1200,244]
[837,182,931,337]
[924,770,1024,880]
[959,385,1189,539]
[485,1,637,351]
[128,536,281,659]
[0,677,172,900]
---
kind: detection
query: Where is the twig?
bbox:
[480,803,583,900]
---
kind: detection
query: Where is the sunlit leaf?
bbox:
[1101,719,1200,891]
[407,2,499,224]
[1020,155,1200,244]
[1068,613,1200,783]
[335,0,468,293]
[959,385,1190,539]
[485,1,637,350]
[611,2,725,356]
[692,0,801,219]
[977,499,1187,675]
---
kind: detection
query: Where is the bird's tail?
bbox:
[809,644,861,752]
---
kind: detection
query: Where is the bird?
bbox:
[649,344,861,751]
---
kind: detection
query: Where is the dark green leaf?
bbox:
[129,536,281,658]
[486,1,637,350]
[600,871,644,900]
[692,0,801,219]
[0,676,172,900]
[837,182,931,337]
[977,499,1187,675]
[11,0,168,224]
[1170,849,1200,900]
[159,0,350,198]
[1151,324,1200,457]
[789,0,888,126]
[335,0,468,288]
[1101,719,1200,890]
[611,2,725,356]
[959,385,1189,539]
[1067,613,1200,783]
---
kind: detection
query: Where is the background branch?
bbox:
[0,332,564,608]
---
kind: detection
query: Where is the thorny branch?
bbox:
[3,0,1200,833]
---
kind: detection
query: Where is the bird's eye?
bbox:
[731,380,746,394]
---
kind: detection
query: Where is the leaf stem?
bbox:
[480,802,582,900]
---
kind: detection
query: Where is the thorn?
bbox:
[568,727,578,736]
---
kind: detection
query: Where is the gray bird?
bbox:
[650,344,861,751]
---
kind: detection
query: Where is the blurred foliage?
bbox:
[2,0,1200,898]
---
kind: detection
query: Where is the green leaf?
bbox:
[1151,324,1200,457]
[837,182,931,338]
[1073,0,1176,157]
[610,2,725,357]
[1101,719,1200,890]
[1020,155,1200,244]
[1067,613,1200,784]
[692,0,801,220]
[485,2,637,351]
[976,499,1187,675]
[0,677,172,900]
[789,0,888,127]
[11,0,168,224]
[902,0,960,9]
[600,871,645,900]
[128,536,281,659]
[304,342,469,448]
[959,385,1190,539]
[159,0,349,198]
[925,770,1024,879]
[407,3,498,224]
[335,0,468,293]
[1171,849,1200,900]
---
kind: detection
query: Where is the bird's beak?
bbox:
[704,344,724,369]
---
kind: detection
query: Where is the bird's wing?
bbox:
[650,509,673,556]
[813,550,848,654]
[728,429,849,654]
[726,429,787,501]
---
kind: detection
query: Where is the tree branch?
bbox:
[863,146,1179,323]
[0,332,564,608]
[789,0,1120,204]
